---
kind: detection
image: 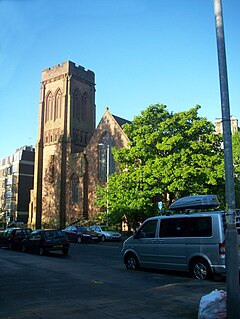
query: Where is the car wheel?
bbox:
[39,247,45,256]
[101,235,106,242]
[62,248,69,256]
[77,236,82,243]
[125,253,139,270]
[190,258,212,280]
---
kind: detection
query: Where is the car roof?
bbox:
[92,225,106,227]
[145,211,226,221]
[33,229,61,232]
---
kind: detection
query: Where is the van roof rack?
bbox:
[169,195,220,212]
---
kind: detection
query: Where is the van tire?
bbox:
[190,258,212,280]
[125,253,139,270]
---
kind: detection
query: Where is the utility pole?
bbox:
[213,1,239,317]
[98,143,110,226]
[106,144,110,226]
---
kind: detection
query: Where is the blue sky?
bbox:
[0,0,239,159]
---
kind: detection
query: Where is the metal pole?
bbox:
[98,142,109,225]
[213,1,239,317]
[106,145,110,226]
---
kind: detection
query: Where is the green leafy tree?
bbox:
[97,104,225,229]
[232,131,240,207]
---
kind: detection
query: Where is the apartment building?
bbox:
[0,146,35,226]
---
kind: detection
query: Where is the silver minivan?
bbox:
[122,196,240,280]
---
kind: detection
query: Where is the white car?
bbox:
[90,225,122,242]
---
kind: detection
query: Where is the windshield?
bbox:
[101,226,115,231]
[76,226,89,232]
[44,230,65,238]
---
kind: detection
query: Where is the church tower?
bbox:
[28,61,95,229]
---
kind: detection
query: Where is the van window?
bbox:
[189,217,212,237]
[160,218,187,237]
[137,220,158,238]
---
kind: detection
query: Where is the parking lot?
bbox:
[0,241,227,319]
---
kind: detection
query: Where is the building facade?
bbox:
[28,61,129,230]
[215,116,239,134]
[0,146,35,226]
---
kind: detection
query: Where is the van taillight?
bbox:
[219,243,225,255]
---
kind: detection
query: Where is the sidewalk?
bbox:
[4,280,227,319]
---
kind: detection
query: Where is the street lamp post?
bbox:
[98,143,110,226]
[106,144,110,226]
[213,1,239,317]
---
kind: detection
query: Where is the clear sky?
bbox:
[0,0,239,159]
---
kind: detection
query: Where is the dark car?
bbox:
[0,227,32,250]
[63,225,99,243]
[22,229,70,256]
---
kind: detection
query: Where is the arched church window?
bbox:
[45,92,53,123]
[73,89,81,121]
[71,174,79,204]
[54,89,62,120]
[98,135,115,182]
[81,92,88,121]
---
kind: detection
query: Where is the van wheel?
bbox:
[77,236,82,243]
[190,258,212,280]
[125,253,139,270]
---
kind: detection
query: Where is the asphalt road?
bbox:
[0,241,227,319]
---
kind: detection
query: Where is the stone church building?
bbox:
[28,61,130,230]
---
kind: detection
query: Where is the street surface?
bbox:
[0,241,227,319]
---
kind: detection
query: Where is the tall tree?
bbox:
[97,104,225,228]
[232,131,240,207]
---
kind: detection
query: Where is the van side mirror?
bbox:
[134,230,146,239]
[133,230,142,239]
[132,230,137,239]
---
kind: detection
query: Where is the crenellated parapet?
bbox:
[42,61,95,84]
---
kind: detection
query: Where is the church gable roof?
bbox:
[85,107,130,153]
[112,114,131,128]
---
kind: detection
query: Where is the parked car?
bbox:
[122,195,240,280]
[90,225,122,242]
[22,229,70,256]
[0,227,32,250]
[63,225,100,243]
